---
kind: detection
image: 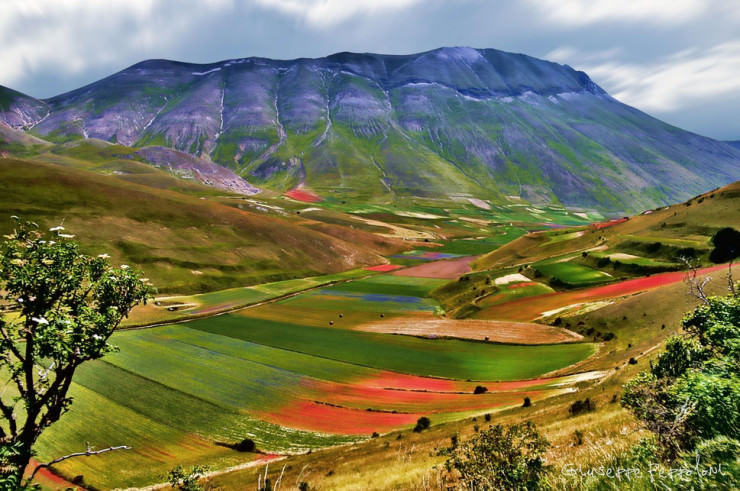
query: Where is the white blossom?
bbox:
[58,233,75,239]
[97,253,110,259]
[49,226,65,232]
[120,264,130,270]
[31,316,49,325]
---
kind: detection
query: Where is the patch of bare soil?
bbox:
[355,317,583,344]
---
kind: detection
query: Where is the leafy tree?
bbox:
[709,227,740,263]
[413,416,431,433]
[622,290,740,460]
[445,422,549,490]
[0,218,152,488]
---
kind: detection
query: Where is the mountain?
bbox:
[3,47,740,212]
[0,85,48,129]
[726,140,740,150]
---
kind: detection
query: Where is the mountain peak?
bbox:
[2,47,738,213]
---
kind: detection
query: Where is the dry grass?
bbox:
[355,317,583,344]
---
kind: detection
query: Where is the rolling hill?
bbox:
[0,155,405,293]
[1,47,739,213]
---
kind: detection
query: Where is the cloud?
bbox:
[0,0,231,91]
[531,0,706,26]
[253,0,424,27]
[548,42,740,113]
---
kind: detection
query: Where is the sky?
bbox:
[2,0,739,140]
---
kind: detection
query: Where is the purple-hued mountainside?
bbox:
[2,47,739,212]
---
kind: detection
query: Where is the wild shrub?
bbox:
[235,438,256,452]
[444,422,549,490]
[413,416,431,433]
[568,398,594,416]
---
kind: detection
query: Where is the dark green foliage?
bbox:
[709,227,740,263]
[473,385,488,394]
[298,482,310,491]
[235,438,256,452]
[413,416,431,433]
[522,397,532,408]
[445,422,549,490]
[568,398,594,416]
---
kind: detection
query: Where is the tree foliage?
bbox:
[709,227,740,263]
[622,290,740,462]
[0,218,152,488]
[445,422,549,490]
[168,465,209,491]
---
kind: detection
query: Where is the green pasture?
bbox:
[534,260,613,287]
[324,275,447,298]
[276,288,441,314]
[187,314,596,381]
[34,354,359,489]
[477,282,555,308]
[124,269,373,326]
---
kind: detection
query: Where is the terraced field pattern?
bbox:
[25,181,740,489]
[35,264,598,489]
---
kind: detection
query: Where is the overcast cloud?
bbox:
[1,0,739,140]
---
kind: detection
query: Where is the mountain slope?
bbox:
[5,47,740,212]
[0,85,48,129]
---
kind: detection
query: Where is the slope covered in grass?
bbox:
[0,158,402,293]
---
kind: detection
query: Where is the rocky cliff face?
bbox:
[4,47,740,212]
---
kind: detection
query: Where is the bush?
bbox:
[445,422,549,490]
[709,227,740,263]
[473,385,488,394]
[167,465,209,491]
[235,438,256,452]
[569,398,594,416]
[413,416,431,433]
[522,397,532,407]
[573,429,585,446]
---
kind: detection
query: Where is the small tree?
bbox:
[0,218,152,487]
[445,422,549,490]
[413,416,431,433]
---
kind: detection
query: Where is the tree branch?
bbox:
[25,444,132,486]
[0,397,17,438]
[0,321,25,365]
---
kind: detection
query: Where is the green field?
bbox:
[323,275,448,298]
[187,314,596,380]
[478,282,555,308]
[276,288,442,314]
[534,261,613,287]
[126,268,374,326]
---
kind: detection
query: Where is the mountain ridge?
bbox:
[2,46,739,213]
